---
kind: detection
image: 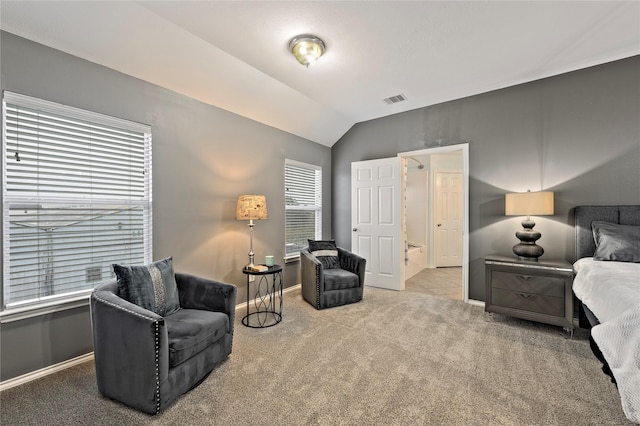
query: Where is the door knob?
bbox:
[352,228,358,232]
[437,224,442,227]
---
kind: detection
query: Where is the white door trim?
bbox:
[398,143,470,303]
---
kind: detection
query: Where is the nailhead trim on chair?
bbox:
[92,294,162,414]
[154,320,160,414]
[315,266,321,309]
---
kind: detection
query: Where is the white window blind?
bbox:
[284,159,321,257]
[2,91,152,310]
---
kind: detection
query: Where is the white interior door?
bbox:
[435,171,463,267]
[351,157,404,290]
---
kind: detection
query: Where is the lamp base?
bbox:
[513,219,544,261]
[512,242,544,261]
[247,219,256,267]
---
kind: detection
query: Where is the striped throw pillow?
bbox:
[308,240,341,269]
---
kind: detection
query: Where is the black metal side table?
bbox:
[241,265,283,328]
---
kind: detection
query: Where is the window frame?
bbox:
[284,159,322,261]
[1,91,152,319]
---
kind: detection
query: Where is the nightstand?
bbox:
[485,255,574,333]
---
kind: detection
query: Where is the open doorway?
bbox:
[398,143,469,302]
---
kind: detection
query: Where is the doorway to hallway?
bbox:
[399,143,468,302]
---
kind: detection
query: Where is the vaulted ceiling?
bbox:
[2,1,639,146]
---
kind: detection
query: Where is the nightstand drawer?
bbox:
[491,288,565,317]
[491,271,565,297]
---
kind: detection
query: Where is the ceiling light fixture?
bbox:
[289,34,326,67]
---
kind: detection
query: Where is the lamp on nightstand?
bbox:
[505,190,554,261]
[236,195,268,267]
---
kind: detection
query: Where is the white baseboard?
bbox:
[0,284,303,392]
[467,299,485,308]
[0,352,94,392]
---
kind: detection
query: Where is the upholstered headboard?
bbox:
[575,205,640,260]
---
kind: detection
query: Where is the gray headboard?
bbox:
[575,205,640,260]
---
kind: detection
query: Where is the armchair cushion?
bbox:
[113,257,180,316]
[165,309,229,368]
[323,269,360,291]
[308,239,341,269]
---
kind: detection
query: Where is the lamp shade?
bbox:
[505,191,554,216]
[236,195,268,220]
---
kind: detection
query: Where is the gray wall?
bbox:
[332,55,640,301]
[0,31,332,381]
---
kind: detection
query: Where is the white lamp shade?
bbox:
[505,191,554,216]
[236,195,268,220]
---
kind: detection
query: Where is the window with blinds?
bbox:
[284,159,322,258]
[2,91,152,310]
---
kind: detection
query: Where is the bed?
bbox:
[572,205,640,424]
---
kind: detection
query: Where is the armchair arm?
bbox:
[338,247,366,287]
[175,273,237,334]
[301,248,323,307]
[90,280,169,414]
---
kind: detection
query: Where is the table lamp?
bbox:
[505,190,554,261]
[236,195,268,266]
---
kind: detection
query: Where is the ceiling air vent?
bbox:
[382,94,407,105]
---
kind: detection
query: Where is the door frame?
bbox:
[398,143,470,303]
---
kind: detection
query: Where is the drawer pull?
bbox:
[516,292,533,299]
[516,275,534,282]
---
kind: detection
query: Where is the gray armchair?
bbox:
[90,272,236,414]
[301,247,366,309]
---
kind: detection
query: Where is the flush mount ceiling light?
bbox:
[289,34,326,67]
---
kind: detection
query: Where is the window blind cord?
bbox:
[15,108,21,161]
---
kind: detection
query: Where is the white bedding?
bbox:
[573,257,640,323]
[573,257,640,424]
[591,305,640,423]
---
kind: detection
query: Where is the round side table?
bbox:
[241,265,283,328]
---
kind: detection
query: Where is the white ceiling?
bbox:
[1,1,639,147]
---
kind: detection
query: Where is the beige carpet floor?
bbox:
[0,286,631,425]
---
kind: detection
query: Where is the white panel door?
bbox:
[435,171,463,267]
[351,157,404,290]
